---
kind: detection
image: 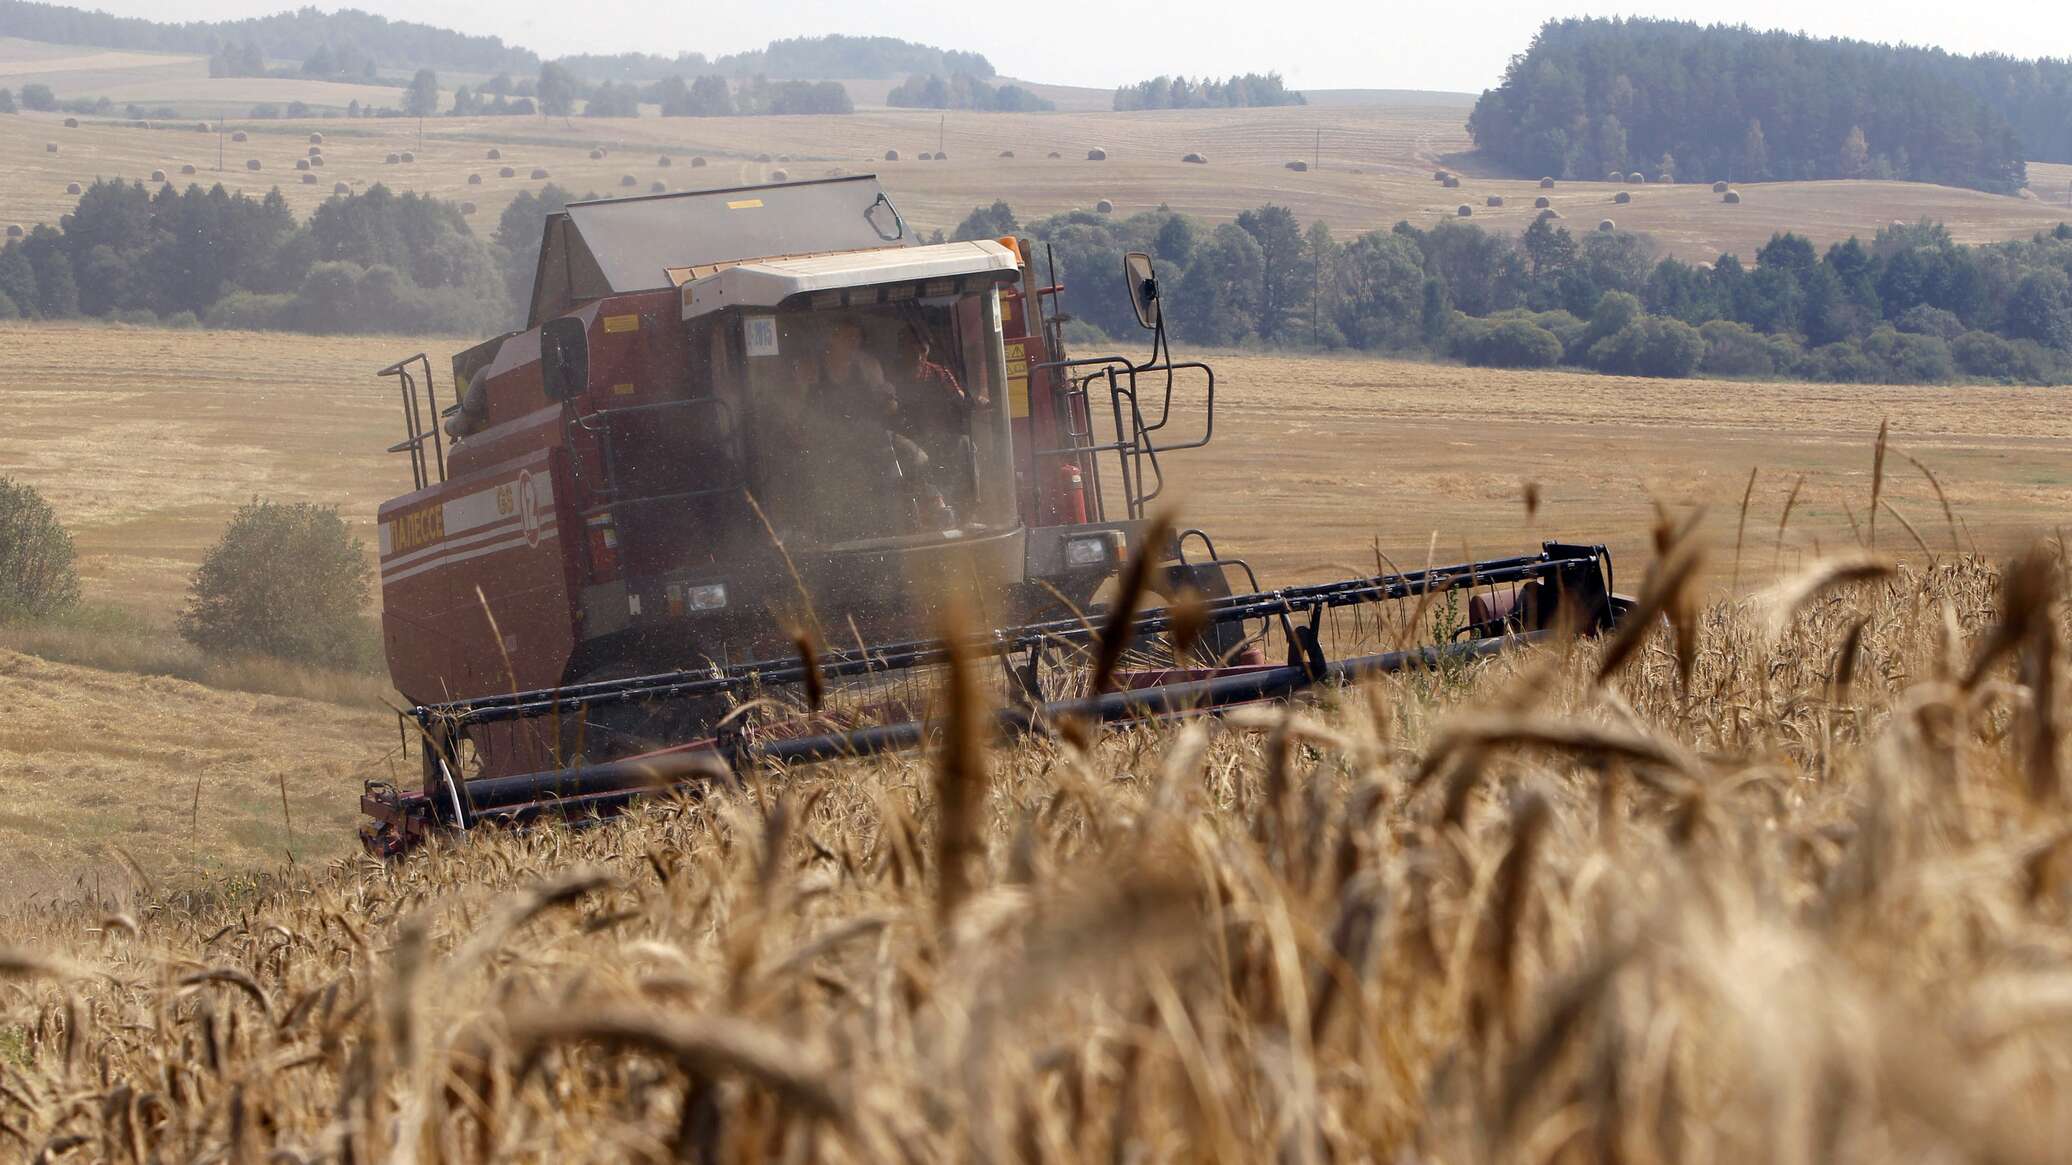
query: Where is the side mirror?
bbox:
[1123,251,1160,330]
[541,316,589,401]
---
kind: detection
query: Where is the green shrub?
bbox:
[1894,305,1964,340]
[178,500,372,669]
[0,477,81,620]
[1861,327,1955,383]
[1698,319,1797,378]
[1588,316,1703,377]
[1460,318,1564,368]
[1803,340,1882,383]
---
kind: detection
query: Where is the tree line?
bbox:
[1470,19,2030,193]
[556,36,994,84]
[959,200,2072,385]
[1112,73,1305,111]
[9,177,2071,387]
[887,73,1053,112]
[0,0,534,74]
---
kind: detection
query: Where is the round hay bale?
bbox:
[1048,151,1062,159]
[1486,195,1503,207]
[530,167,549,179]
[1723,190,1742,204]
[231,131,248,143]
[1285,159,1309,172]
[589,147,606,160]
[691,155,708,168]
[333,181,351,194]
[1000,149,1016,158]
[65,181,81,195]
[1712,180,1729,193]
[658,155,672,167]
[917,151,932,161]
[1182,152,1207,164]
[777,153,791,162]
[5,224,22,239]
[196,122,211,132]
[1095,198,1114,214]
[1598,219,1617,232]
[308,146,322,157]
[468,173,482,185]
[1442,176,1460,188]
[45,143,57,154]
[1537,208,1561,221]
[400,151,414,163]
[1456,204,1473,217]
[1627,171,1644,183]
[180,164,197,175]
[461,201,476,215]
[300,172,317,184]
[385,152,401,164]
[1606,170,1622,182]
[63,117,78,128]
[309,155,323,167]
[883,149,900,161]
[620,173,637,187]
[244,159,261,171]
[1086,147,1108,161]
[499,166,516,178]
[309,132,323,144]
[295,158,310,171]
[755,152,772,163]
[487,147,502,159]
[151,169,167,182]
[1539,177,1555,188]
[650,181,667,193]
[770,168,789,181]
[1434,169,1450,181]
[1534,195,1550,209]
[932,152,948,161]
[1613,190,1632,204]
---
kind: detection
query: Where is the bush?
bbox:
[1803,340,1882,383]
[1588,316,1703,377]
[1459,318,1565,368]
[1949,330,2061,383]
[1861,327,1955,383]
[1894,304,1964,340]
[1698,319,1796,378]
[178,500,371,668]
[0,477,81,620]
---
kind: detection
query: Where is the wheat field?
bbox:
[3,530,2071,1160]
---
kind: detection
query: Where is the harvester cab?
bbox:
[362,176,1628,856]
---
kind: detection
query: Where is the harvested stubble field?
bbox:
[4,530,2072,1160]
[5,92,2071,261]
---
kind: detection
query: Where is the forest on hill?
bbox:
[0,1,989,88]
[1467,19,2067,193]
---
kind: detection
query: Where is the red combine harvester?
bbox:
[362,176,1626,854]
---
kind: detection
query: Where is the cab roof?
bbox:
[527,175,909,327]
[679,240,1020,319]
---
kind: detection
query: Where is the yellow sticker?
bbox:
[1004,340,1031,420]
[612,382,636,396]
[603,313,639,333]
[726,198,765,209]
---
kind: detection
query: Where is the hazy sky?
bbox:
[80,0,2069,91]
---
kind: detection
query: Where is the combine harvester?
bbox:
[362,176,1627,855]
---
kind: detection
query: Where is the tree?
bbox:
[0,87,15,114]
[1839,126,1871,179]
[20,83,56,111]
[951,200,1018,242]
[0,478,80,621]
[1234,205,1306,343]
[537,62,577,116]
[0,242,39,315]
[1172,224,1263,346]
[1334,230,1424,350]
[178,500,371,668]
[404,69,440,117]
[1740,120,1769,180]
[2005,269,2072,350]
